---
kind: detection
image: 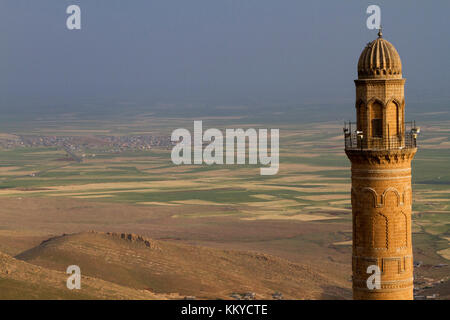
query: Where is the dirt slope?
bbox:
[16,231,349,299]
[0,250,175,300]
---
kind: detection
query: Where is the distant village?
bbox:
[0,134,174,154]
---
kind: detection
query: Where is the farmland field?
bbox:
[0,110,448,299]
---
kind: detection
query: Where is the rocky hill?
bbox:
[14,231,349,299]
[0,249,175,299]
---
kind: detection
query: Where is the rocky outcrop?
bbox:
[102,231,160,250]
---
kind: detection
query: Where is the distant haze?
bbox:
[1,0,449,115]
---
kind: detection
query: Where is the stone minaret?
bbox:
[344,30,419,300]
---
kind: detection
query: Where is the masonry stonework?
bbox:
[345,30,418,300]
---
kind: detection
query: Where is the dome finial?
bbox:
[378,25,383,38]
[357,27,402,79]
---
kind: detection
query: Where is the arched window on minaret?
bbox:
[393,212,408,249]
[372,213,388,249]
[357,101,366,132]
[371,102,383,138]
[387,101,400,136]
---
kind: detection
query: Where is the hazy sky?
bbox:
[1,0,449,112]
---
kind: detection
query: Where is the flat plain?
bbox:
[0,110,448,299]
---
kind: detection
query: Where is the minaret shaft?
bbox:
[345,34,418,300]
[347,148,415,300]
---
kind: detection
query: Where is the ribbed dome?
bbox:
[357,32,402,79]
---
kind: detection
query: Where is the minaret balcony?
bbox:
[343,121,419,151]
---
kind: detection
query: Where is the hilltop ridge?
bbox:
[15,231,350,300]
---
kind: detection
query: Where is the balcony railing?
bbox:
[344,132,417,151]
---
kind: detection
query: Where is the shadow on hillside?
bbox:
[319,285,352,300]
